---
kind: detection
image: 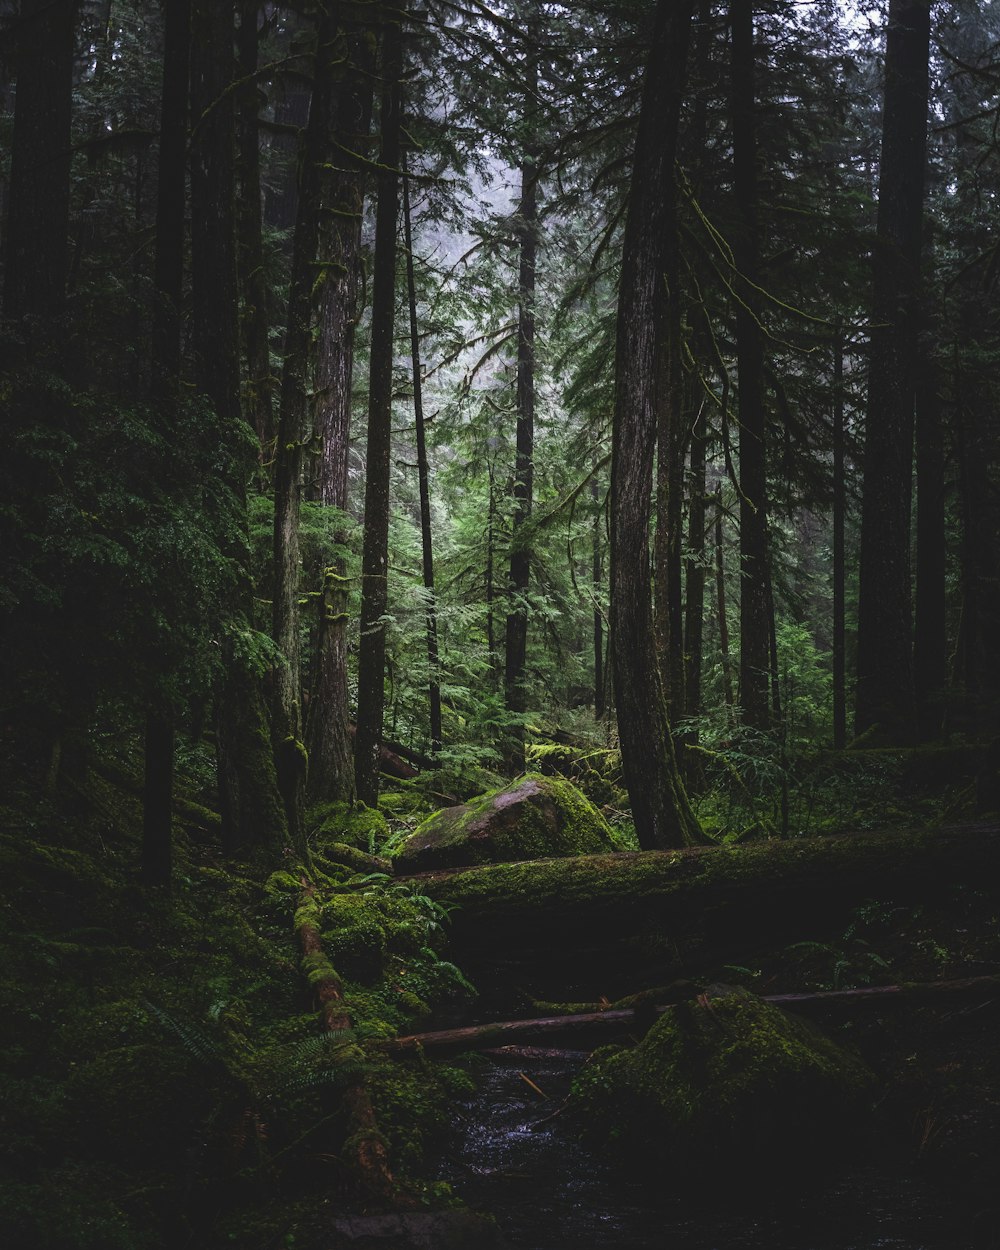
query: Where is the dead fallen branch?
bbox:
[380,974,1000,1057]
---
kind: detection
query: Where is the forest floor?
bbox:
[1,739,999,1248]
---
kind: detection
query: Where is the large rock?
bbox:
[570,984,876,1185]
[391,774,617,872]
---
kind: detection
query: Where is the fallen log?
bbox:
[296,882,405,1204]
[409,822,1000,987]
[380,975,1000,1057]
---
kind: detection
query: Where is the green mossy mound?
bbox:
[391,774,617,872]
[570,984,876,1185]
[307,800,390,854]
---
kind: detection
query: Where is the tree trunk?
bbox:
[592,470,605,720]
[236,0,274,461]
[403,163,443,754]
[729,0,770,732]
[272,9,340,845]
[855,0,930,742]
[832,328,847,749]
[190,0,286,858]
[683,398,708,730]
[413,822,1000,988]
[142,0,191,888]
[714,483,735,714]
[503,56,539,775]
[913,333,946,742]
[305,16,377,807]
[610,0,704,850]
[355,13,403,807]
[2,0,76,321]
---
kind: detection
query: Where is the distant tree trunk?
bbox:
[653,180,686,722]
[486,458,498,674]
[503,67,539,775]
[832,328,847,749]
[355,13,402,807]
[236,0,274,461]
[142,0,191,889]
[684,399,707,731]
[272,8,340,845]
[913,333,946,742]
[715,483,735,714]
[2,0,76,320]
[611,0,704,850]
[592,470,605,720]
[191,0,286,858]
[855,0,929,742]
[264,85,309,232]
[729,0,770,731]
[403,162,443,754]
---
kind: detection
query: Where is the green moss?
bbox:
[571,986,876,1183]
[392,774,616,871]
[307,800,390,854]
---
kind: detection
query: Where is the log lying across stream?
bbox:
[381,975,1000,1056]
[407,822,1000,986]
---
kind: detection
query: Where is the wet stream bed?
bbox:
[437,1050,995,1250]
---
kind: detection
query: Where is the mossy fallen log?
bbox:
[410,822,1000,985]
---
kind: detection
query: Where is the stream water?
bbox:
[439,1053,980,1250]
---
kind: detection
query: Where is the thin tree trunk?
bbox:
[610,0,704,850]
[592,470,605,720]
[2,0,76,321]
[855,0,930,741]
[729,0,770,732]
[684,399,708,730]
[832,328,847,749]
[715,483,735,714]
[236,0,274,461]
[403,162,443,754]
[913,321,946,742]
[142,0,191,888]
[355,13,403,807]
[503,61,539,775]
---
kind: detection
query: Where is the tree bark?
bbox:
[683,398,708,730]
[236,0,275,460]
[610,0,703,850]
[305,15,378,807]
[592,469,605,720]
[190,0,286,858]
[412,822,1000,987]
[142,0,191,888]
[729,0,770,732]
[503,42,539,775]
[855,0,930,742]
[355,12,403,807]
[272,8,340,845]
[832,328,847,749]
[403,162,443,755]
[913,332,946,742]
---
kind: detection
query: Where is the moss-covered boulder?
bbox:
[391,774,617,872]
[570,984,876,1185]
[307,801,390,854]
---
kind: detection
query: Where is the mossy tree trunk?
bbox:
[273,6,340,845]
[610,0,705,850]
